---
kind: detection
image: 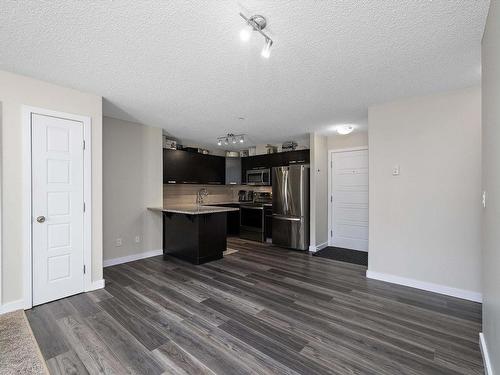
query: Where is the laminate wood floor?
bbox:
[26,238,483,374]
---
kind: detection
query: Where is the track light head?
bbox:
[261,38,273,58]
[240,27,251,42]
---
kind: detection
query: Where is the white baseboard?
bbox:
[87,279,105,292]
[480,332,494,375]
[1,280,105,315]
[309,242,328,253]
[0,299,25,315]
[103,249,163,267]
[366,270,482,303]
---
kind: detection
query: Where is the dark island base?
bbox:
[162,211,227,265]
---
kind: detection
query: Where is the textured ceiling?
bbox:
[0,1,490,147]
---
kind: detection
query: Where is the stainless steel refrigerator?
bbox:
[272,165,310,250]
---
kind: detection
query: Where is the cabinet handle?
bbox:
[167,180,176,184]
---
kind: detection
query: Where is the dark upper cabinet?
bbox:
[241,150,310,183]
[163,149,225,185]
[280,149,310,165]
[203,154,226,185]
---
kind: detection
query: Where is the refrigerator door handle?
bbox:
[284,168,289,214]
[272,214,302,222]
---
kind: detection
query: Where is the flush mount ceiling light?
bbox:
[239,13,274,58]
[217,133,245,146]
[337,125,354,135]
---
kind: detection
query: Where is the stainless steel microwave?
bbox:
[246,168,271,185]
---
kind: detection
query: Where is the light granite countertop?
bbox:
[148,205,240,215]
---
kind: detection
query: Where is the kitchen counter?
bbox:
[148,205,239,215]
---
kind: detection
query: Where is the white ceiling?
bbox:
[0,1,489,147]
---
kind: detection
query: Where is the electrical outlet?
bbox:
[115,238,122,247]
[135,235,141,243]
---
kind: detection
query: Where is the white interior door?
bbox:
[331,149,368,251]
[32,113,85,306]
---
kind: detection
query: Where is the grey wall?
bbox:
[368,87,482,299]
[103,117,163,262]
[309,133,328,249]
[482,0,500,370]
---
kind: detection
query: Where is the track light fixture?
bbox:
[239,13,274,58]
[217,133,245,147]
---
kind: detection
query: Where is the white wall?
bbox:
[103,117,163,263]
[368,86,482,300]
[327,131,368,150]
[482,0,500,370]
[0,70,103,306]
[309,133,328,250]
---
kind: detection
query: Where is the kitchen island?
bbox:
[148,205,239,265]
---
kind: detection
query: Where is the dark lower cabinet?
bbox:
[226,205,240,236]
[264,205,273,240]
[162,212,226,264]
[206,203,240,235]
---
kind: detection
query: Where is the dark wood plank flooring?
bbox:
[26,238,483,374]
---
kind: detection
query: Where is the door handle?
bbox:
[272,214,302,222]
[36,216,46,223]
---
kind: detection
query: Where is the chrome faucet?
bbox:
[196,188,208,205]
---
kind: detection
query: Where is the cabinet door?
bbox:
[241,157,248,183]
[225,157,241,185]
[164,149,225,184]
[281,150,310,166]
[204,154,225,185]
[164,149,199,184]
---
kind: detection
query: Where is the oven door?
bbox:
[240,205,264,231]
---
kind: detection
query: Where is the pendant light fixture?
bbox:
[239,13,274,58]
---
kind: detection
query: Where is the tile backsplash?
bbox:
[163,184,271,206]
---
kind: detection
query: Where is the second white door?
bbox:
[32,113,85,306]
[330,149,368,251]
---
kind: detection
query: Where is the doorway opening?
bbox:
[321,147,368,266]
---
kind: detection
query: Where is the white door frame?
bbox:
[22,106,92,309]
[328,146,368,247]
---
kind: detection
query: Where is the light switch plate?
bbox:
[115,238,122,247]
[392,165,400,176]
